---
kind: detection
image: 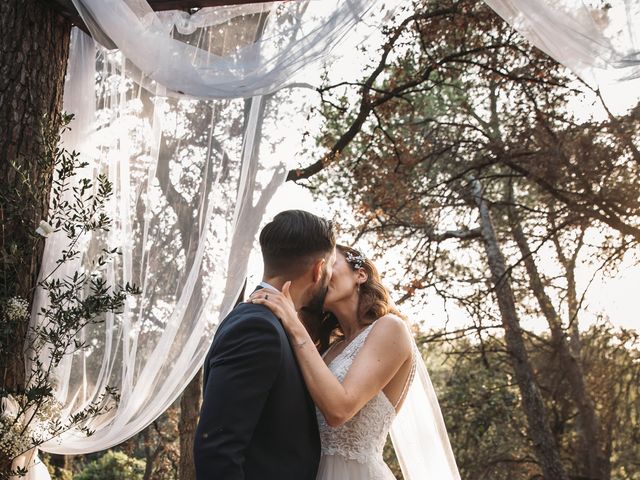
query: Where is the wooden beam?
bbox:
[42,0,275,34]
[42,0,89,33]
[149,0,275,9]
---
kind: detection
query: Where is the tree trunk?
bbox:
[142,428,158,480]
[63,454,73,474]
[179,368,203,480]
[47,453,74,477]
[509,208,609,480]
[550,221,584,358]
[470,179,569,480]
[0,0,71,304]
[0,2,71,463]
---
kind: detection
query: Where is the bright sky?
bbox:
[248,181,639,334]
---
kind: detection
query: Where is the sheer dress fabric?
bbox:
[317,323,407,480]
[320,318,460,480]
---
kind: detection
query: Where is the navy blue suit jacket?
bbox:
[194,290,320,480]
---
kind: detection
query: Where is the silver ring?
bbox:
[264,293,269,301]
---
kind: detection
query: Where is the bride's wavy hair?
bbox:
[303,244,404,353]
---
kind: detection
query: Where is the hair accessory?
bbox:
[345,251,366,270]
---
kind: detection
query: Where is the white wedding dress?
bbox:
[316,322,416,480]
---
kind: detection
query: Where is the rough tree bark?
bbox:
[0,0,72,400]
[0,0,71,304]
[0,1,72,473]
[549,212,585,358]
[470,179,569,480]
[142,428,159,480]
[509,205,609,480]
[179,369,203,480]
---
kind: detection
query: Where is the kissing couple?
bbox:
[194,210,459,480]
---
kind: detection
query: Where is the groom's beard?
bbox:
[304,268,330,314]
[299,269,329,340]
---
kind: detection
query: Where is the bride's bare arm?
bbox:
[250,283,412,427]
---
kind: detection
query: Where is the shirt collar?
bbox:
[258,281,280,292]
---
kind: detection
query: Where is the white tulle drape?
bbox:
[391,346,461,480]
[27,0,384,469]
[485,0,640,111]
[485,0,639,80]
[70,0,377,98]
[32,31,286,456]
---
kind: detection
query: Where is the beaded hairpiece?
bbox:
[344,251,366,270]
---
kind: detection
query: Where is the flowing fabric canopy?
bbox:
[31,0,385,456]
[486,0,640,111]
[486,0,639,81]
[18,0,640,479]
[70,0,381,98]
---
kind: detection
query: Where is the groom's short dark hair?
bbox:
[260,210,336,278]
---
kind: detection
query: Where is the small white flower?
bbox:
[4,297,29,321]
[35,220,54,237]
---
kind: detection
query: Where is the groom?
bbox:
[194,210,336,480]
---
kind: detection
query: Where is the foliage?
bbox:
[577,326,640,478]
[0,114,140,478]
[74,451,145,480]
[40,454,73,480]
[354,325,639,480]
[37,404,182,480]
[120,404,181,480]
[421,325,640,479]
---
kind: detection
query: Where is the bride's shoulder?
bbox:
[369,314,413,350]
[374,313,408,330]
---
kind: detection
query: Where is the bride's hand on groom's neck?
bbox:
[250,281,307,337]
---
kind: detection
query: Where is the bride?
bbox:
[250,244,458,479]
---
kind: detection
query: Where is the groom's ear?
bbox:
[311,258,326,283]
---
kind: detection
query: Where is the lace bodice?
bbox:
[317,322,415,464]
